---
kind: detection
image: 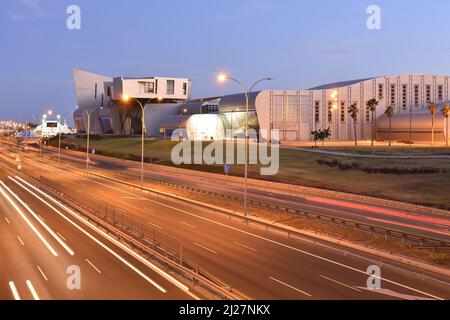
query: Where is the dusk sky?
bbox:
[1,0,450,123]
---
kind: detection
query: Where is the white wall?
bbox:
[255,74,450,141]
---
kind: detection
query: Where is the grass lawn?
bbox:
[52,136,450,210]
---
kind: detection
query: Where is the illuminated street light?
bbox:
[121,94,152,187]
[217,73,274,217]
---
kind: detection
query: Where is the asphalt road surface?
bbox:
[1,144,449,300]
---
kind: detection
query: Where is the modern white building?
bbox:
[33,120,71,138]
[72,69,192,135]
[149,74,450,142]
[73,71,450,143]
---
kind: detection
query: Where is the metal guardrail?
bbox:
[88,167,450,252]
[7,168,248,300]
[7,146,450,252]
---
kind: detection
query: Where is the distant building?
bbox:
[33,120,71,138]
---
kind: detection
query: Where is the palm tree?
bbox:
[348,103,359,147]
[428,102,438,146]
[366,98,379,146]
[384,105,395,147]
[442,104,450,148]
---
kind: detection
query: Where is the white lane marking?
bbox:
[147,221,162,229]
[180,221,196,229]
[37,265,48,281]
[356,287,434,300]
[26,280,40,300]
[319,275,362,292]
[4,217,10,224]
[85,258,102,274]
[38,214,45,222]
[56,232,67,242]
[12,176,198,299]
[0,184,58,257]
[269,276,312,297]
[92,180,443,300]
[123,196,149,200]
[17,236,25,246]
[0,181,74,256]
[8,281,21,300]
[233,241,257,252]
[193,242,218,255]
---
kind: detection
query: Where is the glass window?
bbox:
[378,84,384,98]
[314,101,320,123]
[328,102,333,122]
[426,85,431,103]
[183,83,187,95]
[414,85,419,106]
[273,95,283,122]
[167,80,175,94]
[390,84,396,106]
[402,84,408,110]
[340,102,345,122]
[287,95,297,122]
[438,85,443,100]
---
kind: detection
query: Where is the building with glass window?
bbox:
[72,68,191,135]
[73,70,450,142]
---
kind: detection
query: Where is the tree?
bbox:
[311,128,332,147]
[427,102,438,146]
[348,103,359,147]
[384,106,395,147]
[442,104,450,148]
[366,98,379,146]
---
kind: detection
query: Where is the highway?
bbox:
[25,142,450,243]
[1,144,450,300]
[0,168,196,300]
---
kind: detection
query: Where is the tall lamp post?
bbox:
[40,114,48,157]
[57,115,62,163]
[122,95,151,188]
[217,74,274,217]
[79,107,98,172]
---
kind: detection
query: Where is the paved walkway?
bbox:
[283,146,450,159]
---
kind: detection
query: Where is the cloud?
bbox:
[9,0,49,21]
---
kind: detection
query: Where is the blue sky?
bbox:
[1,0,450,123]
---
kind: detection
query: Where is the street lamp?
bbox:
[122,95,151,188]
[57,115,62,163]
[40,114,47,157]
[79,107,98,172]
[217,73,274,217]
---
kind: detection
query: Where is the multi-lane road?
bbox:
[26,142,450,243]
[0,168,197,300]
[1,143,450,300]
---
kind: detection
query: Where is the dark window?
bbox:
[414,85,419,106]
[378,84,384,98]
[167,80,175,94]
[183,83,187,95]
[340,102,345,122]
[314,101,320,123]
[328,102,333,122]
[94,83,98,99]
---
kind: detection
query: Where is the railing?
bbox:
[7,167,248,300]
[11,147,450,252]
[84,167,450,252]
